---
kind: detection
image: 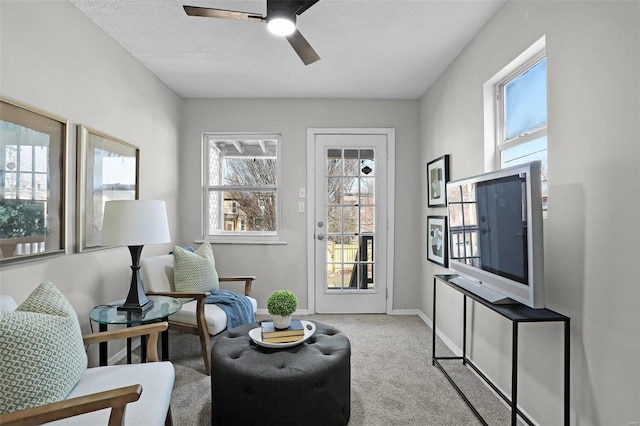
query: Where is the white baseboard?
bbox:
[415,309,462,356]
[256,309,310,316]
[415,309,538,425]
[390,308,420,315]
[109,338,141,365]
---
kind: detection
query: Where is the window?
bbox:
[203,133,281,243]
[485,36,547,211]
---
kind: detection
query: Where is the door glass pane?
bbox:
[360,206,374,233]
[360,177,375,205]
[343,150,359,176]
[324,147,376,291]
[327,206,341,233]
[343,206,358,234]
[327,178,342,204]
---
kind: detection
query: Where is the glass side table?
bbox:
[89,295,181,366]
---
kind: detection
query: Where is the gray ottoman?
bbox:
[211,320,351,426]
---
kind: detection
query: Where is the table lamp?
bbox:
[101,200,170,313]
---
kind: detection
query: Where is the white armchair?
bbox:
[0,292,174,426]
[140,254,257,375]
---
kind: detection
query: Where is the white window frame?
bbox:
[483,36,547,172]
[201,132,284,244]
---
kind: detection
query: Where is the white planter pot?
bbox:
[273,315,291,329]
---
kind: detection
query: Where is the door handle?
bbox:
[317,233,325,241]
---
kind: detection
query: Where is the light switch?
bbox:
[298,201,305,213]
[299,187,306,198]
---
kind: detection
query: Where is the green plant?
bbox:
[0,200,46,239]
[267,290,298,317]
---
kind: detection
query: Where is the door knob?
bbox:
[317,233,325,241]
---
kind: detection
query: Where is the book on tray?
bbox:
[261,319,304,343]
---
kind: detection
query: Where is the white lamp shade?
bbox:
[101,200,170,246]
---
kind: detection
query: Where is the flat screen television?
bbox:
[446,161,545,309]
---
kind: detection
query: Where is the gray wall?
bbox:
[0,0,182,361]
[2,1,639,424]
[420,1,639,425]
[179,99,421,311]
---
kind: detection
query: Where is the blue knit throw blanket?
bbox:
[204,290,255,329]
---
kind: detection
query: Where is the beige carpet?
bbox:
[166,314,520,425]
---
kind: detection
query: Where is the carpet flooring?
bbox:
[166,314,520,425]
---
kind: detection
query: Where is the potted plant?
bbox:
[267,290,298,329]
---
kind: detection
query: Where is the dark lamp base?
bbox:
[117,299,154,314]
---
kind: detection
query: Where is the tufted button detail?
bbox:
[316,381,324,389]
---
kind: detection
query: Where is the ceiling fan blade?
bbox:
[286,29,320,65]
[294,0,319,16]
[183,5,264,22]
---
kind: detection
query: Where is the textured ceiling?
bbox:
[70,0,504,99]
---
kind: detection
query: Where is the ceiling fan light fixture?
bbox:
[267,9,296,36]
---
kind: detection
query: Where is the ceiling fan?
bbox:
[183,0,321,65]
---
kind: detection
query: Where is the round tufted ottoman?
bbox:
[211,320,351,426]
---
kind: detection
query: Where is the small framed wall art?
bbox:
[427,215,448,267]
[427,154,450,207]
[76,125,139,252]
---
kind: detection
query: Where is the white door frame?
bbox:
[306,128,395,314]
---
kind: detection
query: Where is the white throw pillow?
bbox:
[173,243,219,293]
[0,282,87,414]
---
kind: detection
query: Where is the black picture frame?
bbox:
[427,154,450,207]
[427,215,448,267]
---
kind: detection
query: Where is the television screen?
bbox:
[447,161,544,308]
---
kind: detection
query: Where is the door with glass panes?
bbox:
[313,132,389,313]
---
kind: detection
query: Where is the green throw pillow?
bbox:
[173,242,219,294]
[0,282,87,414]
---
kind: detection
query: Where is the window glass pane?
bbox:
[502,136,547,167]
[447,185,462,204]
[19,172,32,199]
[449,204,463,228]
[208,189,221,233]
[220,191,276,232]
[34,173,47,200]
[34,146,47,173]
[505,58,547,140]
[19,146,33,172]
[463,204,478,226]
[224,158,276,186]
[208,142,222,186]
[462,183,475,202]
